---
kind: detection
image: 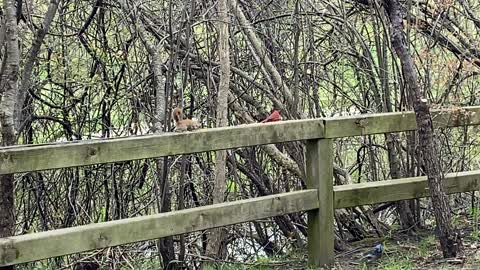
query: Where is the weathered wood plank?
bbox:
[334,170,480,208]
[0,119,324,175]
[324,106,480,138]
[0,190,318,266]
[1,107,479,175]
[306,139,334,268]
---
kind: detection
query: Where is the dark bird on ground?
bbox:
[361,243,383,263]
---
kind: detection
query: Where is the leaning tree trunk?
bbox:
[118,0,174,267]
[383,0,462,257]
[206,0,231,259]
[14,0,58,131]
[0,1,20,270]
[229,0,295,116]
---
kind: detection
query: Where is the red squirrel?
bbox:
[172,107,200,132]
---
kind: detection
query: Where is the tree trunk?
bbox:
[206,0,231,259]
[118,0,174,266]
[372,11,417,228]
[14,0,59,131]
[383,0,462,257]
[0,1,20,270]
[229,0,295,114]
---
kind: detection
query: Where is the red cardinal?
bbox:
[261,109,282,123]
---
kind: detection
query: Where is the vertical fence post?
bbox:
[306,138,334,268]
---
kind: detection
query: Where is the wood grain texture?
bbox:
[0,119,324,175]
[306,139,334,268]
[0,190,318,266]
[324,106,480,138]
[334,170,480,208]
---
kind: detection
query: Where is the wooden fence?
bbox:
[1,106,480,268]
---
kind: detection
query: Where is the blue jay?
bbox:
[361,243,383,263]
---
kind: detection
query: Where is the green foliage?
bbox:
[451,213,462,227]
[123,258,162,269]
[17,265,55,270]
[470,230,480,241]
[375,257,414,270]
[203,263,271,270]
[101,206,107,222]
[471,206,480,239]
[418,235,436,256]
[470,206,480,219]
[227,179,239,193]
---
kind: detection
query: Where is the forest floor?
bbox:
[208,213,480,270]
[330,211,480,270]
[332,228,479,270]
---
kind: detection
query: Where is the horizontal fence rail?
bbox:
[323,106,480,138]
[334,170,480,208]
[0,190,319,266]
[1,107,479,175]
[0,119,324,175]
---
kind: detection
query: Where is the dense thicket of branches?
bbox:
[1,0,480,269]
